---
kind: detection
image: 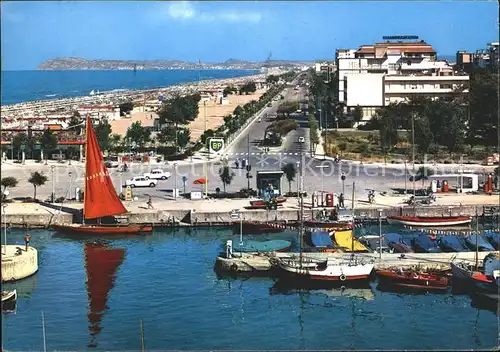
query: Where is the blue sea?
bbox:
[0,69,259,106]
[2,227,498,351]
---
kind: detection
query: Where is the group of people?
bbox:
[234,158,249,170]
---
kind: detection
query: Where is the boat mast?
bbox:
[299,146,304,270]
[411,111,416,198]
[351,181,355,252]
[475,207,479,269]
[140,318,145,352]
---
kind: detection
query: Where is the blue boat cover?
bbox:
[465,234,495,251]
[386,233,406,244]
[440,235,468,252]
[484,231,500,250]
[412,235,441,253]
[311,231,333,248]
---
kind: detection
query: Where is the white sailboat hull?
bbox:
[278,258,374,281]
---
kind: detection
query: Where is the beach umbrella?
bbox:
[193,178,207,185]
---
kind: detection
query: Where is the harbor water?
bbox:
[1,69,259,105]
[2,227,498,350]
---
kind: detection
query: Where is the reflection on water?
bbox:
[84,242,125,349]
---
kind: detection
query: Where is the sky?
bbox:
[1,1,498,70]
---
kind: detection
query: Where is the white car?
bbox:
[143,169,171,180]
[125,176,158,188]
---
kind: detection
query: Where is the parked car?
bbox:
[143,169,171,180]
[125,176,158,188]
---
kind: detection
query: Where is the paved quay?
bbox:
[1,193,499,228]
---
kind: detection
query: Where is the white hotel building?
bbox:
[335,38,469,121]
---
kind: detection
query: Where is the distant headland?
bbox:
[36,57,313,70]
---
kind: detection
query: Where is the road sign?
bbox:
[230,211,240,220]
[208,138,225,154]
[182,176,188,185]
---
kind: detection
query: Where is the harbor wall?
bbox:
[1,213,73,228]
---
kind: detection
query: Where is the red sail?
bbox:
[84,115,127,219]
[85,243,125,347]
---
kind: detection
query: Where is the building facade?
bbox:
[336,37,469,121]
[456,41,499,72]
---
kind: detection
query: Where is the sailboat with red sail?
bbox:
[85,242,125,348]
[53,115,152,235]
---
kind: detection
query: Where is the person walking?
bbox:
[147,196,154,209]
[339,193,345,208]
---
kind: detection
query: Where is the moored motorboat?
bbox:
[232,239,292,253]
[484,231,500,250]
[387,216,472,227]
[376,269,449,291]
[358,235,392,253]
[52,115,153,237]
[249,197,286,207]
[1,289,17,304]
[277,255,374,282]
[464,234,496,252]
[439,235,469,252]
[304,231,339,252]
[470,271,499,294]
[450,261,474,281]
[385,233,414,253]
[411,235,442,253]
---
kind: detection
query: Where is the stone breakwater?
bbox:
[0,71,276,119]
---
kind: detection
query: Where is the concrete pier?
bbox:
[1,245,39,282]
[214,251,493,274]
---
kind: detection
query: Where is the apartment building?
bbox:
[336,36,469,121]
[456,41,499,72]
[315,61,336,81]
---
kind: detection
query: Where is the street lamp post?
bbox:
[51,165,55,203]
[2,203,7,255]
[173,163,178,200]
[68,172,73,200]
[341,172,346,195]
[404,160,408,194]
[315,165,329,207]
[378,208,383,259]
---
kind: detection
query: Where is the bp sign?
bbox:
[208,138,225,154]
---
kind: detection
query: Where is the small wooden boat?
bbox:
[385,233,413,253]
[1,290,17,304]
[376,269,449,291]
[232,221,285,235]
[464,234,496,252]
[53,115,153,237]
[278,256,374,282]
[450,261,474,281]
[439,235,469,252]
[232,240,292,253]
[411,235,442,253]
[387,216,472,227]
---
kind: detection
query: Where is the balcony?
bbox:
[384,85,469,94]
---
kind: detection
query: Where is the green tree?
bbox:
[12,132,27,160]
[28,171,48,200]
[281,163,297,193]
[266,75,280,84]
[375,108,399,155]
[95,119,112,151]
[68,111,82,135]
[109,134,122,153]
[1,177,18,198]
[125,121,151,147]
[40,128,58,163]
[119,101,134,116]
[308,114,320,150]
[233,105,244,117]
[219,165,235,192]
[352,105,364,125]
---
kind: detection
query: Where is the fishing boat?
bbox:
[232,221,285,235]
[332,230,370,253]
[484,231,500,250]
[249,197,286,207]
[376,269,449,291]
[385,233,414,253]
[277,255,374,282]
[1,289,17,304]
[85,242,125,348]
[411,235,442,253]
[53,115,153,236]
[304,231,339,252]
[450,261,474,281]
[358,235,392,253]
[232,239,292,253]
[387,216,472,227]
[470,271,499,294]
[464,234,496,252]
[303,220,353,230]
[439,235,469,252]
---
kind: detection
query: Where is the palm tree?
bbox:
[416,166,435,189]
[219,166,235,193]
[28,171,48,200]
[281,163,297,193]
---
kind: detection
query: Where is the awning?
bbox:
[311,231,333,248]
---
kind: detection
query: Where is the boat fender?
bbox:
[230,263,238,272]
[340,274,346,281]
